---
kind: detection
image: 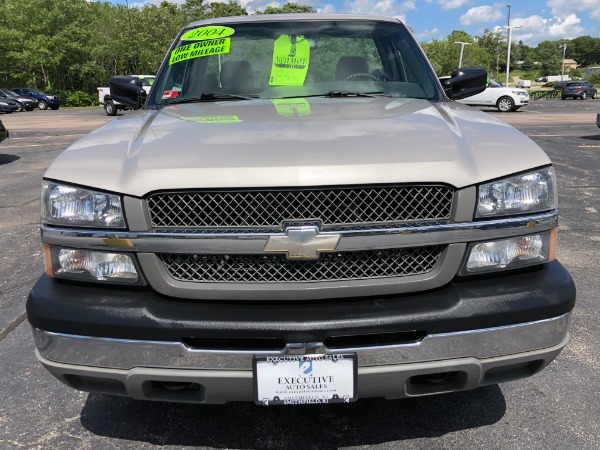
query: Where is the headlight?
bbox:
[460,230,555,274]
[44,245,143,284]
[42,181,125,228]
[0,102,8,105]
[476,167,557,218]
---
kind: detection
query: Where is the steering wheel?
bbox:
[343,73,379,81]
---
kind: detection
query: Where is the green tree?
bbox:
[476,29,505,79]
[534,40,563,75]
[422,31,493,76]
[568,36,600,67]
[258,3,316,14]
[421,40,455,76]
[0,0,99,90]
[206,1,247,18]
[181,0,207,22]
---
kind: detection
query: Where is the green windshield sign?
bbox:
[169,38,231,65]
[181,26,235,41]
[269,35,310,86]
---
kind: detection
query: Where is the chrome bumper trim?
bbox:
[40,211,558,254]
[33,313,570,371]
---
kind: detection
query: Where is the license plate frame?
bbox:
[253,354,358,406]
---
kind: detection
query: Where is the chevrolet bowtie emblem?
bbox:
[263,226,341,260]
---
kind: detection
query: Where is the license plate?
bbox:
[253,354,357,405]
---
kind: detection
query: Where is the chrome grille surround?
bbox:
[159,246,444,283]
[147,185,454,229]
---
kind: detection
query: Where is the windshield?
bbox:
[28,89,47,96]
[149,19,441,106]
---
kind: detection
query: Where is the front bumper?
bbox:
[21,100,36,110]
[34,315,569,403]
[515,96,529,106]
[27,260,575,342]
[28,260,575,403]
[0,104,19,113]
[36,98,61,107]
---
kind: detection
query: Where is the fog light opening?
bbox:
[406,371,468,396]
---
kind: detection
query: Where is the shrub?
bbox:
[64,91,98,107]
[36,89,98,107]
[587,71,600,85]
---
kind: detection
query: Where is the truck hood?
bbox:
[45,97,550,197]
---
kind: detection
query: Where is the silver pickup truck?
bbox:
[28,14,575,406]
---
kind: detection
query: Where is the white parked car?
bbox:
[457,85,529,112]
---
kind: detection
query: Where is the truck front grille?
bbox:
[147,185,453,229]
[159,246,443,283]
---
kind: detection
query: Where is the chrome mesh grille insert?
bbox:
[159,246,444,283]
[147,186,453,229]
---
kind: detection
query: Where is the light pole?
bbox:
[503,25,522,86]
[454,41,471,68]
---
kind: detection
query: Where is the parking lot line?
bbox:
[528,134,585,137]
[7,134,85,141]
[0,143,58,149]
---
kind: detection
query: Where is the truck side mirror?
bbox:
[441,67,487,100]
[109,76,147,110]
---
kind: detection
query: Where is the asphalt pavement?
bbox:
[0,101,599,449]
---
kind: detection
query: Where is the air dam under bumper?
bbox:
[34,314,570,404]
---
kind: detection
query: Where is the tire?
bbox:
[15,102,23,112]
[38,100,48,110]
[50,105,59,110]
[104,100,117,116]
[497,96,515,112]
[591,92,596,99]
[581,92,587,100]
[561,96,566,100]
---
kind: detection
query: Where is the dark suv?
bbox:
[10,88,61,110]
[562,81,597,100]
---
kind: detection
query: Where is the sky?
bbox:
[107,0,600,46]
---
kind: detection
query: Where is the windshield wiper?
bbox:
[164,92,258,105]
[323,90,384,98]
[277,91,384,100]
